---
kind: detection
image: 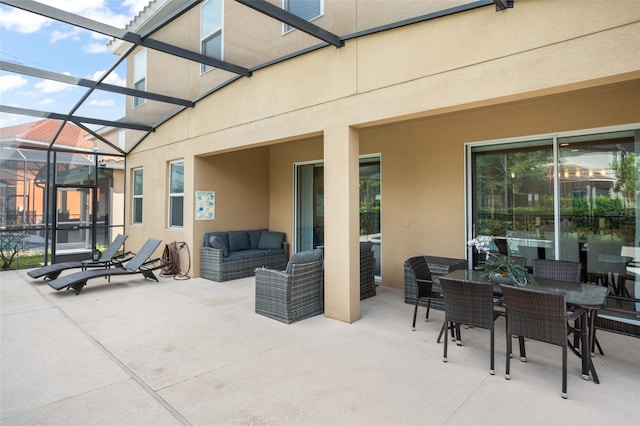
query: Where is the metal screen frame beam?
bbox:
[1,0,251,77]
[1,106,153,132]
[0,61,193,107]
[235,0,344,48]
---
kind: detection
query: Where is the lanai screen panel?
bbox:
[1,0,486,152]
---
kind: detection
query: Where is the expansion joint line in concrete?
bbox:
[30,281,193,426]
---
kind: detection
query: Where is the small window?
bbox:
[283,0,322,33]
[201,0,223,74]
[132,168,143,224]
[169,161,184,228]
[133,49,147,108]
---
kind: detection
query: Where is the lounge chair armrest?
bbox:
[139,258,170,271]
[114,251,134,259]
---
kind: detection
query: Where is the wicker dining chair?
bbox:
[406,256,444,331]
[501,284,576,399]
[439,277,501,374]
[532,259,582,282]
[531,258,590,352]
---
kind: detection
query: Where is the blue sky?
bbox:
[0,0,151,127]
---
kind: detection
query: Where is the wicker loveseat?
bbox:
[404,255,467,310]
[201,229,289,282]
[595,294,640,338]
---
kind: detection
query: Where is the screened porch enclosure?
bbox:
[0,119,124,268]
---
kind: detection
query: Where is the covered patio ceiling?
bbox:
[0,0,512,156]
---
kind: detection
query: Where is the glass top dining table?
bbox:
[442,269,608,308]
[441,269,609,383]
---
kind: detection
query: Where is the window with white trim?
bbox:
[132,168,143,224]
[201,0,223,74]
[168,160,184,228]
[283,0,322,33]
[133,49,147,108]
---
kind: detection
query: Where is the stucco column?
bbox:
[323,124,360,323]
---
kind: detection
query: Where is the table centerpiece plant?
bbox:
[476,253,531,287]
[467,235,493,255]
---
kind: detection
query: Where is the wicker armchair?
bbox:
[532,259,582,282]
[501,285,579,399]
[255,249,324,324]
[360,242,376,300]
[439,277,501,374]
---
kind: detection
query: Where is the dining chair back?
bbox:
[532,259,582,282]
[439,277,500,374]
[406,256,442,331]
[495,238,508,255]
[500,284,570,398]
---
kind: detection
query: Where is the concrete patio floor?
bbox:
[1,269,639,425]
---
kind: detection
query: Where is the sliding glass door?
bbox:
[471,139,554,267]
[468,127,638,294]
[295,156,382,277]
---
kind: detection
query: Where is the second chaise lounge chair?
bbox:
[47,238,168,295]
[28,234,131,280]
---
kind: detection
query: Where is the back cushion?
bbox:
[285,249,323,274]
[208,236,228,256]
[248,229,267,249]
[228,231,250,252]
[258,231,285,250]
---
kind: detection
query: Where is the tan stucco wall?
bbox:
[360,78,640,288]
[268,137,324,245]
[124,0,640,322]
[192,148,271,272]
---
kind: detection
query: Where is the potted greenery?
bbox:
[476,253,531,287]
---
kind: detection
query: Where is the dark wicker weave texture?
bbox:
[404,256,467,309]
[501,284,570,398]
[255,260,324,324]
[200,243,289,282]
[406,256,442,330]
[439,277,500,374]
[595,294,640,338]
[532,259,582,282]
[360,249,376,300]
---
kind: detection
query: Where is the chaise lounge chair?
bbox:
[28,234,131,280]
[47,238,168,295]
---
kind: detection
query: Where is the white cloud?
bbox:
[38,0,133,29]
[0,7,52,33]
[1,1,137,36]
[34,73,75,93]
[89,99,115,107]
[40,98,54,106]
[90,70,126,87]
[0,75,28,93]
[51,28,81,43]
[84,42,109,54]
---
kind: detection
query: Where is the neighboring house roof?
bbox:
[0,119,92,151]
